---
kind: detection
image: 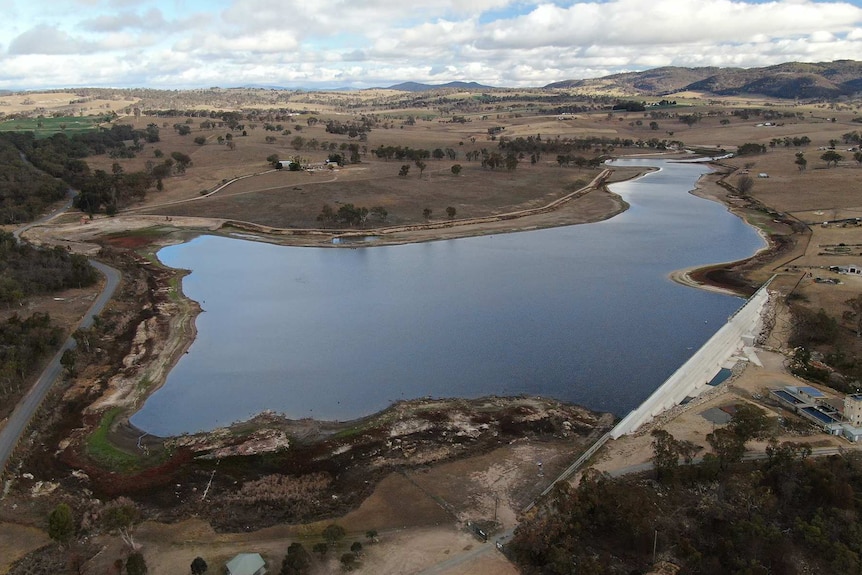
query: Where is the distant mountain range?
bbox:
[546,60,862,99]
[385,60,862,100]
[385,81,495,92]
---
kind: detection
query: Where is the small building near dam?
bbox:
[771,386,862,442]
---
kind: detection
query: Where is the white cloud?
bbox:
[1,0,861,89]
[8,24,96,55]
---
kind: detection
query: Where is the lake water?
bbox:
[131,159,765,436]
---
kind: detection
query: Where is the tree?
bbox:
[679,114,700,128]
[736,174,754,196]
[649,121,659,130]
[317,204,335,226]
[350,541,363,556]
[291,136,305,151]
[451,164,462,176]
[504,152,518,171]
[846,294,862,337]
[727,403,772,442]
[650,429,699,482]
[48,503,75,547]
[190,556,208,575]
[370,206,388,223]
[821,150,843,167]
[267,154,280,167]
[102,497,141,550]
[339,553,356,571]
[706,427,746,470]
[415,159,426,178]
[281,542,310,575]
[446,206,456,219]
[422,208,432,220]
[365,529,378,542]
[194,136,206,145]
[795,152,807,172]
[737,142,766,155]
[855,151,862,166]
[226,140,236,151]
[59,348,77,377]
[312,542,328,559]
[398,164,409,177]
[125,552,147,575]
[651,429,682,481]
[323,523,346,545]
[170,151,192,174]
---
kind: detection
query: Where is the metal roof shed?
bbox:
[226,553,266,575]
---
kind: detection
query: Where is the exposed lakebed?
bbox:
[131,159,765,436]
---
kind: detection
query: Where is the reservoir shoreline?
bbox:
[123,158,768,436]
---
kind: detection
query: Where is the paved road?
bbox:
[1,207,121,475]
[11,188,74,243]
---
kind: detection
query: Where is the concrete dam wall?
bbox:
[610,280,772,439]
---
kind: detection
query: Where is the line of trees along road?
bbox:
[0,230,98,419]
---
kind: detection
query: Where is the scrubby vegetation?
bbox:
[0,135,68,224]
[0,313,63,413]
[510,440,862,574]
[3,128,158,215]
[0,231,97,306]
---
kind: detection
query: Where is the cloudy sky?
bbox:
[2,0,862,90]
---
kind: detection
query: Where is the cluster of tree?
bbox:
[324,117,375,138]
[0,312,63,407]
[372,145,432,161]
[556,154,604,169]
[0,231,98,306]
[5,130,164,214]
[0,135,68,224]
[843,130,861,145]
[498,134,630,155]
[736,142,767,155]
[281,524,367,573]
[732,108,803,121]
[612,101,646,112]
[316,204,388,227]
[483,151,518,170]
[509,404,862,574]
[73,165,155,215]
[45,498,149,573]
[678,113,701,127]
[9,125,158,169]
[821,150,843,167]
[769,135,811,148]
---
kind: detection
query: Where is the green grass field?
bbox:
[0,115,109,136]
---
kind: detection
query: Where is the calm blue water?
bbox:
[131,159,765,436]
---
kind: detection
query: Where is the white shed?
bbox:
[226,553,266,575]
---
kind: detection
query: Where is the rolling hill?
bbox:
[545,60,862,100]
